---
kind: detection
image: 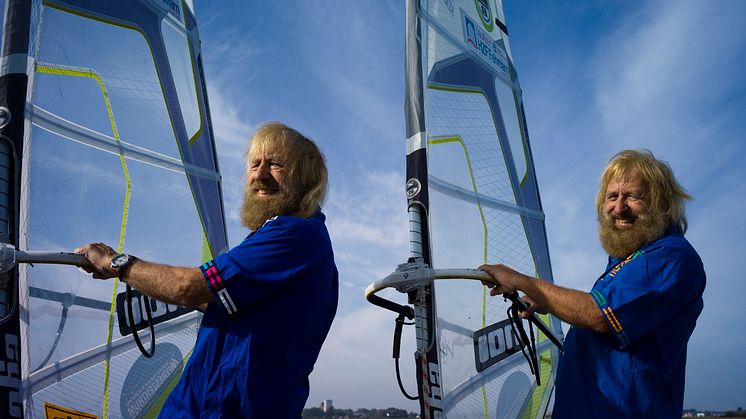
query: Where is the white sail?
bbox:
[0,1,228,417]
[367,1,564,417]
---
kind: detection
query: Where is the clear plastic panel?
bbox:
[28,319,200,418]
[494,80,528,185]
[25,124,204,416]
[426,78,541,419]
[427,87,515,203]
[36,7,181,159]
[161,19,202,141]
[24,6,208,416]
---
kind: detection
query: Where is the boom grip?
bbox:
[17,250,92,268]
[0,243,93,273]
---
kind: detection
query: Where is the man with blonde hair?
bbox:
[76,122,338,418]
[480,149,705,418]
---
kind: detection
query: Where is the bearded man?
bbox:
[480,150,705,418]
[75,122,338,418]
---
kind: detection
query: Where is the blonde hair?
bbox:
[248,122,328,218]
[595,149,692,233]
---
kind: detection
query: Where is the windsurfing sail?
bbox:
[0,0,228,417]
[366,0,564,417]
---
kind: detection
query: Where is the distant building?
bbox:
[320,399,333,413]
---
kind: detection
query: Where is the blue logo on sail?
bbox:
[462,11,509,79]
[160,0,181,17]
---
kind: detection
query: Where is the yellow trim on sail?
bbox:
[35,63,131,419]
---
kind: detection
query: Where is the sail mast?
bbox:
[404,0,445,417]
[0,0,33,417]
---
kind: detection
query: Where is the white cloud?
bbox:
[207,81,256,162]
[590,0,746,158]
[307,305,419,410]
[327,171,408,248]
[325,170,410,291]
[198,6,266,87]
[203,78,257,242]
[287,2,404,153]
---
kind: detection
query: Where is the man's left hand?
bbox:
[518,295,547,319]
[74,243,118,279]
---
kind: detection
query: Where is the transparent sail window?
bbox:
[36,6,181,159]
[24,5,209,416]
[161,18,202,142]
[494,79,528,185]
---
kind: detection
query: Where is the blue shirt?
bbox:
[159,211,338,418]
[553,227,705,418]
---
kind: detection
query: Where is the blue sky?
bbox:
[196,0,746,412]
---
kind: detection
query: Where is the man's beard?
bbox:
[240,180,302,230]
[599,211,668,259]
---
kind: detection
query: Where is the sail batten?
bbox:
[32,105,220,180]
[429,176,545,219]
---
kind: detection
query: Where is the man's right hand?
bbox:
[74,243,118,279]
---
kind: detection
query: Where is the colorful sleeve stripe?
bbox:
[602,307,623,333]
[590,290,606,305]
[590,290,630,347]
[201,260,224,291]
[199,261,237,316]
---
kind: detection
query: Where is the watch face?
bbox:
[112,254,128,266]
[112,253,133,270]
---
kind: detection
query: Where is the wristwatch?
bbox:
[110,253,138,277]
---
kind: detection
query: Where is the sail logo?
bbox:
[160,0,181,17]
[473,318,524,372]
[0,333,21,418]
[462,12,509,79]
[116,290,194,336]
[473,0,494,31]
[427,361,443,410]
[121,343,184,418]
[406,178,421,199]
